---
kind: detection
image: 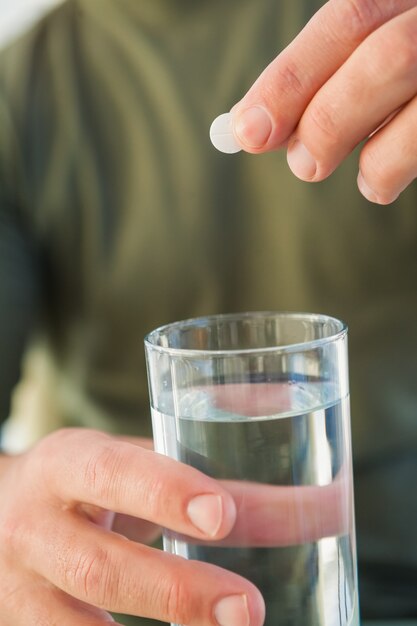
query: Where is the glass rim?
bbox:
[144,311,348,358]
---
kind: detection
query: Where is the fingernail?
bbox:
[234,106,273,149]
[357,172,380,203]
[187,494,223,537]
[287,140,316,180]
[214,594,250,626]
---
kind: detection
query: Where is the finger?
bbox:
[217,472,351,547]
[27,512,265,626]
[231,0,416,152]
[0,570,117,626]
[38,429,236,541]
[287,7,417,182]
[358,93,417,203]
[171,468,351,549]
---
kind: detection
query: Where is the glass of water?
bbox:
[145,312,359,626]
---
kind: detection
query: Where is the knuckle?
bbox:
[142,472,169,517]
[162,578,192,625]
[82,443,124,502]
[31,428,78,479]
[37,427,76,452]
[380,26,417,77]
[271,60,307,98]
[307,102,343,147]
[66,546,112,606]
[30,428,63,465]
[332,0,383,41]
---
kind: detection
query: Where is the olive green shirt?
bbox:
[1,1,417,623]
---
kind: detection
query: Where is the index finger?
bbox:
[231,0,416,152]
[37,429,237,542]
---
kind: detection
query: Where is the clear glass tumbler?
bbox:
[145,312,359,626]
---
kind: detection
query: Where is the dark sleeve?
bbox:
[0,204,41,425]
[0,90,41,429]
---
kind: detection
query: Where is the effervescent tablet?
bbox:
[209,112,242,154]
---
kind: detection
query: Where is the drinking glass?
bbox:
[145,312,359,626]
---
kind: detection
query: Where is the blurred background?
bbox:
[0,0,64,452]
[0,0,62,49]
